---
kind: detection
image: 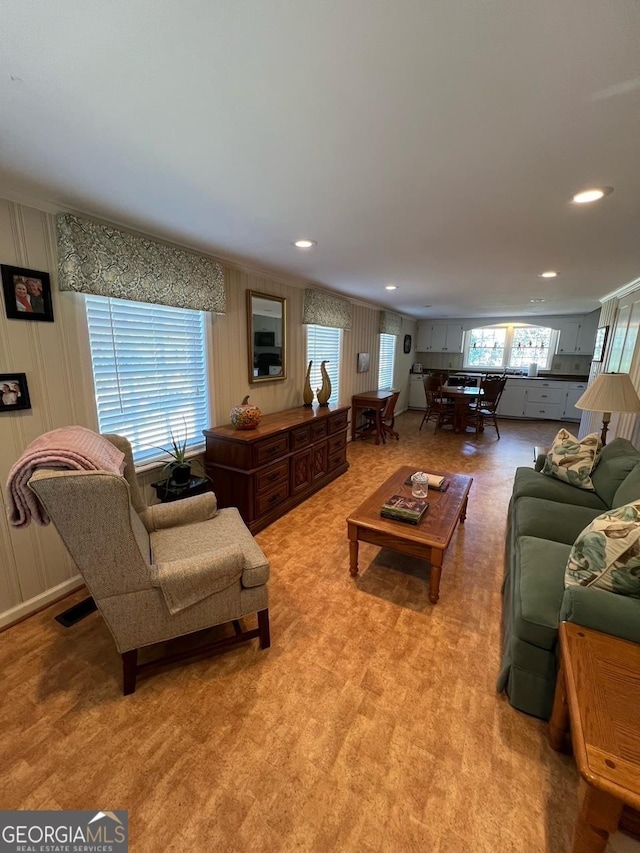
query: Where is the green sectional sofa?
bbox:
[498,437,640,719]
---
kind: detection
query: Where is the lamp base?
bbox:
[600,412,612,447]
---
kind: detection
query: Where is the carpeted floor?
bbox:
[0,412,637,852]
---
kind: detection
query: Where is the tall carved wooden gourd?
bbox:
[303,360,314,407]
[316,360,332,407]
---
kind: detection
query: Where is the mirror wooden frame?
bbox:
[247,290,287,384]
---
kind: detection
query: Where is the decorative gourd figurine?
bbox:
[316,360,332,407]
[230,395,262,430]
[303,360,314,407]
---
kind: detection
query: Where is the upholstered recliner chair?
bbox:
[28,434,270,694]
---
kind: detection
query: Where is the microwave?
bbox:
[254,331,275,347]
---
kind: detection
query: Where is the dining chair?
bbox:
[419,375,455,432]
[471,375,507,437]
[362,390,401,442]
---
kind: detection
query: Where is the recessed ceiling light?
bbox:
[571,187,613,204]
[539,271,558,278]
[385,284,397,291]
[530,299,545,303]
[293,239,317,249]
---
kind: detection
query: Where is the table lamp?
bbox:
[574,372,640,446]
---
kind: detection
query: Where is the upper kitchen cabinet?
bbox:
[416,322,464,353]
[555,312,600,355]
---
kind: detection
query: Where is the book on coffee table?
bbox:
[404,473,449,492]
[380,494,429,525]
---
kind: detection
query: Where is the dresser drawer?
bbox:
[524,402,563,420]
[328,447,347,472]
[290,425,311,451]
[526,387,564,405]
[253,435,289,466]
[327,411,348,434]
[311,420,328,441]
[255,460,289,494]
[328,431,346,455]
[255,481,290,516]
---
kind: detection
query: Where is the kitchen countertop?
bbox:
[410,371,589,382]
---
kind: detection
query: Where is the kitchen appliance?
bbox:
[412,363,423,373]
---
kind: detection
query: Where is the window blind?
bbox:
[306,325,341,405]
[378,334,396,390]
[85,295,209,465]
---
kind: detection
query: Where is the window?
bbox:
[378,334,396,389]
[85,295,209,465]
[464,324,557,371]
[306,325,341,404]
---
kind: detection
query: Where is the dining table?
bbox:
[441,384,484,434]
[351,389,394,445]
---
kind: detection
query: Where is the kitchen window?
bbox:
[464,325,558,371]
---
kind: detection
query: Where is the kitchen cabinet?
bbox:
[562,381,587,421]
[416,322,464,353]
[496,380,527,417]
[556,313,599,355]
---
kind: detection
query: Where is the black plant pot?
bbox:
[170,463,191,485]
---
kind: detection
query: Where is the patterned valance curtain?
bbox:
[379,310,402,335]
[302,288,352,330]
[57,214,226,314]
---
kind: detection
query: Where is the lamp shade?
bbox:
[574,372,640,414]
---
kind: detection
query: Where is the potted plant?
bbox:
[156,422,192,485]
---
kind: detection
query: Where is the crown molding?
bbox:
[600,275,640,304]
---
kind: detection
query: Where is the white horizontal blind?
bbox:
[306,325,341,404]
[85,295,209,464]
[378,334,396,389]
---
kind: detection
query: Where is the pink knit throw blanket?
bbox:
[7,426,126,528]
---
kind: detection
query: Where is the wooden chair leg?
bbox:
[122,649,138,695]
[258,608,271,649]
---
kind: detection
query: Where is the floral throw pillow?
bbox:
[565,501,640,598]
[542,429,601,491]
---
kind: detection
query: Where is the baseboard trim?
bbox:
[0,576,84,631]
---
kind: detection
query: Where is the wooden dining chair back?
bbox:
[420,374,454,433]
[473,375,508,438]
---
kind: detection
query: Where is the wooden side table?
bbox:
[151,475,211,503]
[548,622,640,852]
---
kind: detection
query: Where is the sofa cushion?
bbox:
[513,536,570,650]
[590,438,640,507]
[542,429,601,491]
[511,467,608,510]
[611,462,640,508]
[565,501,640,598]
[511,496,603,545]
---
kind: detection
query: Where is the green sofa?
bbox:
[497,437,640,719]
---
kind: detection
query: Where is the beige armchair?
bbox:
[28,434,270,694]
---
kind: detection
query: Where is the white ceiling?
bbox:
[1,1,639,319]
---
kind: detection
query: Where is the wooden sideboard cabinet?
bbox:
[203,404,350,533]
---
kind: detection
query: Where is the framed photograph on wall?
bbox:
[592,326,609,362]
[357,352,370,373]
[1,265,54,322]
[0,373,31,412]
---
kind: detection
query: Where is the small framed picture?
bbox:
[403,334,412,354]
[0,373,31,412]
[1,265,54,322]
[592,326,609,362]
[357,352,370,373]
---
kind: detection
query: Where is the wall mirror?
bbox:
[247,290,287,383]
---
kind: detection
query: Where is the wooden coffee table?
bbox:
[346,465,472,603]
[549,622,640,852]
